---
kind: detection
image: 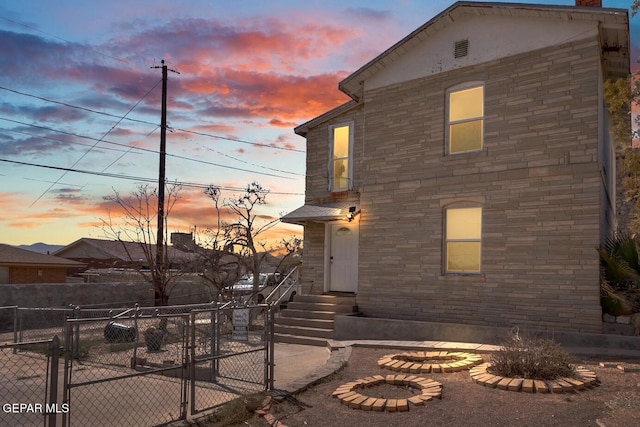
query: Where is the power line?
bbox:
[0,126,142,154]
[29,79,161,206]
[0,157,304,195]
[0,85,305,153]
[0,85,158,133]
[198,144,303,176]
[174,127,305,153]
[0,117,297,179]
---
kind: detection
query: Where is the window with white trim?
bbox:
[329,123,352,192]
[445,207,482,273]
[447,84,484,154]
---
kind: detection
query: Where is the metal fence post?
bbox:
[73,306,80,359]
[12,306,18,353]
[18,307,23,344]
[47,335,60,427]
[209,308,220,380]
[180,315,189,420]
[214,307,221,381]
[132,304,140,367]
[190,311,196,416]
[61,320,72,427]
[268,307,275,390]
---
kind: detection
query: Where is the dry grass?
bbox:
[488,331,575,380]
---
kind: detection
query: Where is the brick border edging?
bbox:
[469,363,599,392]
[377,351,484,373]
[332,374,443,411]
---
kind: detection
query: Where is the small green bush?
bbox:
[489,331,575,380]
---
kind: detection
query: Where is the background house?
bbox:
[54,237,197,272]
[0,244,84,284]
[283,0,630,336]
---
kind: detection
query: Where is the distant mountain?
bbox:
[16,243,65,255]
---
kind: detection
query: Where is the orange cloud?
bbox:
[182,68,351,124]
[269,119,297,128]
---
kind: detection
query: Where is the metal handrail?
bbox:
[265,266,299,306]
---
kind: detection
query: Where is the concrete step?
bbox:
[286,301,358,313]
[280,309,336,320]
[274,333,328,347]
[274,324,333,339]
[294,294,356,305]
[275,316,334,329]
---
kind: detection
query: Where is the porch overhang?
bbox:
[281,202,360,225]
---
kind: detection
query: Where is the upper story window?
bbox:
[447,83,484,155]
[445,207,482,273]
[329,123,353,192]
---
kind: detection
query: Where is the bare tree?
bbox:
[101,183,186,306]
[224,182,277,301]
[197,185,243,301]
[198,182,301,303]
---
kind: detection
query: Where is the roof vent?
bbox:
[454,39,469,58]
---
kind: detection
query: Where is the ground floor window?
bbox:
[445,207,482,273]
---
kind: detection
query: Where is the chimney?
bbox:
[575,0,602,7]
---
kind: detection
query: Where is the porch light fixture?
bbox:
[346,206,356,222]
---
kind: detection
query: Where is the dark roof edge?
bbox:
[294,100,359,136]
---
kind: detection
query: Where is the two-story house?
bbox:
[282,0,630,337]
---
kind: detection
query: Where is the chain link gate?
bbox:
[189,303,273,415]
[62,312,189,427]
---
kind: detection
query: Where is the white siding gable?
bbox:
[365,14,597,91]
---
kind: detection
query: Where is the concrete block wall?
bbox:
[0,280,217,331]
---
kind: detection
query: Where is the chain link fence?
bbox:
[1,302,273,426]
[0,337,62,427]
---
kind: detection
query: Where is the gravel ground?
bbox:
[220,347,640,427]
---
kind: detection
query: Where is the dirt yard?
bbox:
[215,347,640,427]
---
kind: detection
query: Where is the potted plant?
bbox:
[143,327,164,352]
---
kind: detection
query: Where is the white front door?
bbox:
[328,222,358,293]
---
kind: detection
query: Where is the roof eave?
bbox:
[294,100,359,136]
[338,1,630,100]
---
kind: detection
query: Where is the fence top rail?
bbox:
[17,307,74,312]
[0,305,18,310]
[11,301,221,313]
[66,312,191,324]
[1,338,53,350]
[190,303,268,315]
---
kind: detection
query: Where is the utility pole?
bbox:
[151,59,179,304]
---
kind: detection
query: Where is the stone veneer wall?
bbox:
[300,222,326,295]
[355,38,604,333]
[302,37,607,333]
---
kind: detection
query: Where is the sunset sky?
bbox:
[1,0,638,249]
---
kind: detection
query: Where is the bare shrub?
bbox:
[488,330,575,380]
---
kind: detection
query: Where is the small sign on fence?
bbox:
[232,308,249,341]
